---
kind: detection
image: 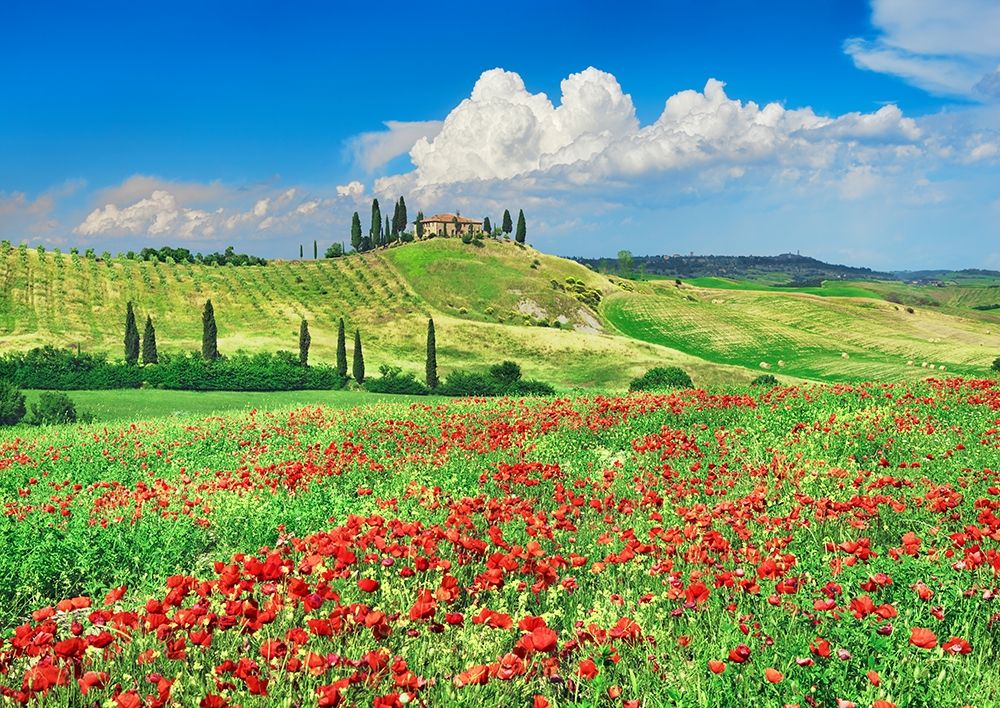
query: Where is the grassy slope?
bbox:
[604,278,1000,381]
[0,242,752,391]
[21,388,442,423]
[3,240,996,389]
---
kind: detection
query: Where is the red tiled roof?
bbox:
[417,213,482,224]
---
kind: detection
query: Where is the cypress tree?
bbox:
[385,216,391,245]
[425,317,438,389]
[336,318,348,378]
[370,199,382,250]
[298,319,311,366]
[515,209,526,244]
[351,212,363,252]
[415,210,425,239]
[397,196,407,235]
[502,209,513,235]
[483,216,492,235]
[313,240,318,259]
[352,330,365,384]
[124,301,140,364]
[141,315,158,365]
[202,299,219,361]
[299,244,303,258]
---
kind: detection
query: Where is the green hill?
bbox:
[0,240,749,390]
[2,239,997,389]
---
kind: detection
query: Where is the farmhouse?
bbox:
[415,213,483,238]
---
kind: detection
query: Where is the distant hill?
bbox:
[892,268,1000,283]
[573,252,897,285]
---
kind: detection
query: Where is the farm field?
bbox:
[1,379,998,706]
[0,240,749,390]
[603,281,1000,382]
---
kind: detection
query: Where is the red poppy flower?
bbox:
[765,668,783,683]
[942,637,972,655]
[358,578,380,592]
[708,660,726,674]
[578,658,599,680]
[909,627,937,649]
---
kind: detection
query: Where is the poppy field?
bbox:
[1,379,999,707]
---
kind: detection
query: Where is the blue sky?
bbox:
[2,0,998,268]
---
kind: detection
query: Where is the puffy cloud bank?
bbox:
[75,179,365,242]
[376,67,930,202]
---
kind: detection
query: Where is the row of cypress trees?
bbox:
[124,302,158,365]
[125,300,441,391]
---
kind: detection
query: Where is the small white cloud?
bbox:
[336,180,365,197]
[349,120,444,171]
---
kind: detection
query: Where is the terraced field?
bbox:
[0,241,751,390]
[604,281,1000,381]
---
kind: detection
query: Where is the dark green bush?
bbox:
[489,361,522,386]
[28,391,77,425]
[993,356,1000,372]
[628,366,694,392]
[0,347,346,392]
[508,379,556,396]
[437,371,502,397]
[0,380,26,426]
[365,366,429,395]
[750,374,779,387]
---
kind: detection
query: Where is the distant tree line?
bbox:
[127,245,267,266]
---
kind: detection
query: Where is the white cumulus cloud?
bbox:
[349,120,444,172]
[845,0,1000,99]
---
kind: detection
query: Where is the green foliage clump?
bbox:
[365,366,428,395]
[0,347,345,392]
[28,391,77,425]
[0,380,26,425]
[750,374,779,387]
[628,366,694,392]
[993,356,1000,372]
[438,360,555,397]
[202,300,219,361]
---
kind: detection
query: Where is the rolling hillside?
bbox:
[1,239,997,389]
[0,240,750,390]
[603,279,1000,381]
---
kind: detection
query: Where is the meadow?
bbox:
[1,378,998,706]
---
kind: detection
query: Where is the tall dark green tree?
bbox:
[336,318,348,378]
[351,212,363,252]
[201,300,219,361]
[396,196,407,235]
[515,209,526,244]
[352,330,365,384]
[425,318,438,389]
[370,199,382,250]
[299,244,304,258]
[483,216,492,235]
[298,319,311,366]
[313,240,318,259]
[124,302,140,364]
[502,209,513,235]
[415,210,425,239]
[141,316,158,365]
[384,216,391,246]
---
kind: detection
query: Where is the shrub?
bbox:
[0,380,26,426]
[993,356,1000,372]
[365,366,429,395]
[489,361,522,386]
[628,366,694,392]
[28,391,77,425]
[750,374,779,387]
[438,371,502,397]
[508,379,556,396]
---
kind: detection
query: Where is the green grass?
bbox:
[604,284,1000,382]
[21,388,444,423]
[683,276,885,298]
